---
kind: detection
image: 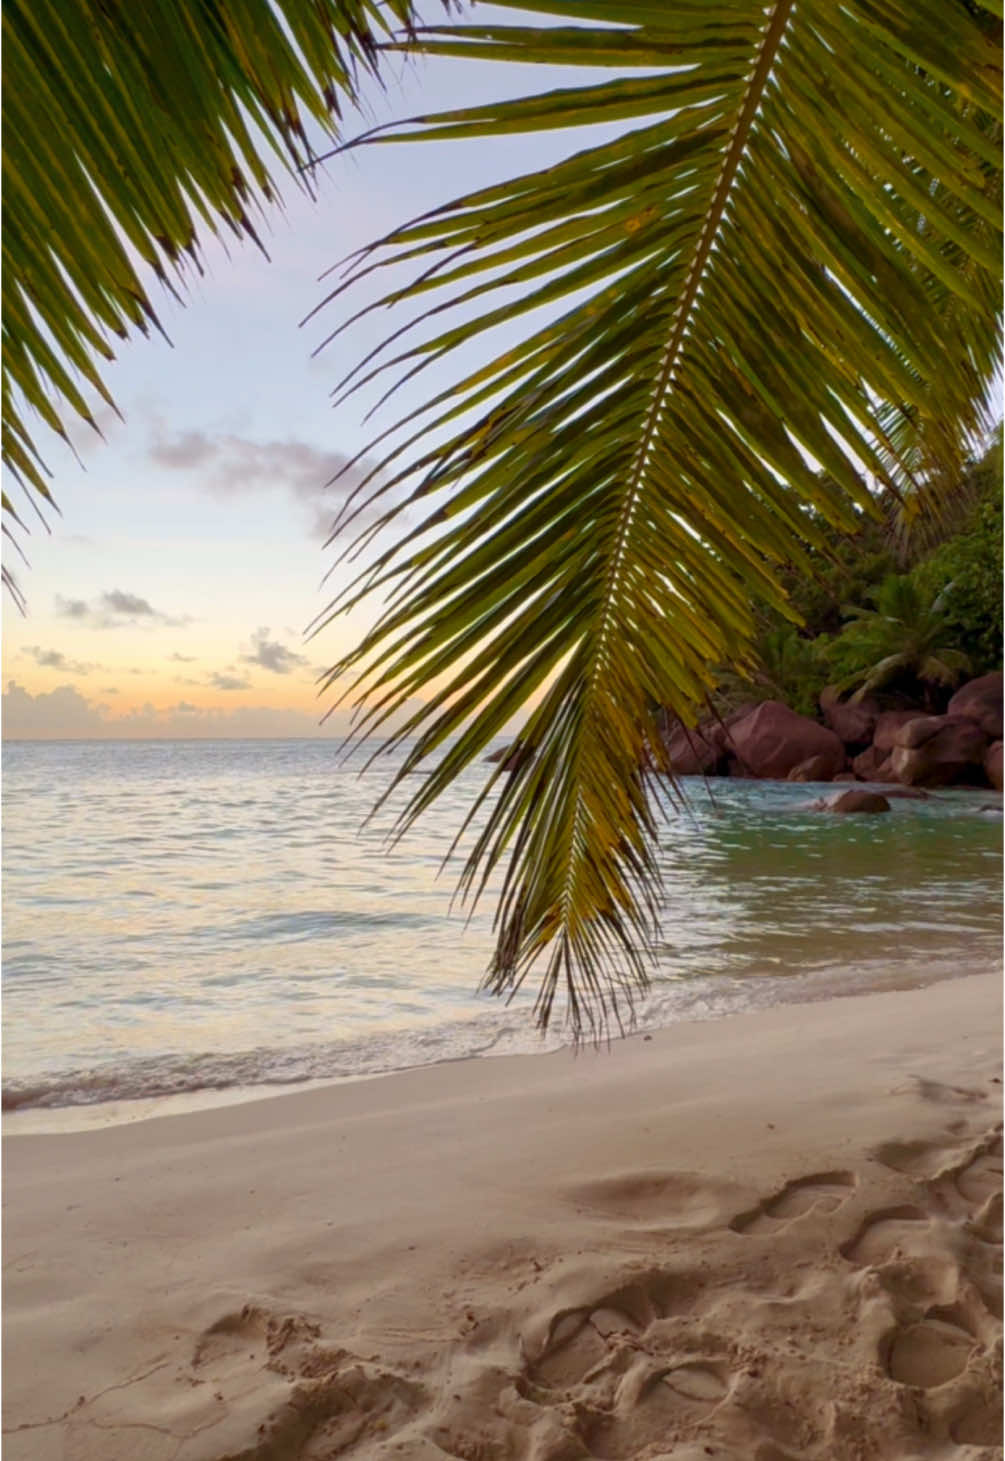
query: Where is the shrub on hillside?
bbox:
[912,450,1003,675]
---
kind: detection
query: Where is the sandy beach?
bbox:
[4,974,1002,1460]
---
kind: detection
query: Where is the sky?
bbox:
[2,13,621,739]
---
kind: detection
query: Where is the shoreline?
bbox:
[6,752,1000,1137]
[5,973,1002,1460]
[5,950,1000,1135]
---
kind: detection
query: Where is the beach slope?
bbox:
[4,974,1002,1460]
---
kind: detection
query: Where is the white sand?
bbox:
[3,974,1002,1460]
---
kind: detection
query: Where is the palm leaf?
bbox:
[873,80,1004,552]
[1,0,415,603]
[312,0,1002,1035]
[918,649,971,685]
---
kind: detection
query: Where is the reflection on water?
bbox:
[2,739,1001,1110]
[652,780,1001,978]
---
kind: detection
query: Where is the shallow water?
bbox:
[2,738,1001,1117]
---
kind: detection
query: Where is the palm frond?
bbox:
[874,77,1004,552]
[313,0,1002,1033]
[844,652,912,700]
[1,0,415,600]
[918,649,971,685]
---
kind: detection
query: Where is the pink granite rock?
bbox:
[948,672,1003,741]
[889,715,988,787]
[726,701,845,781]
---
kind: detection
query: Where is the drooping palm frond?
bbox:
[859,15,1004,549]
[874,77,1004,552]
[313,0,1002,1034]
[1,0,414,603]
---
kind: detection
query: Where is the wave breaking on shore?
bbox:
[4,954,993,1116]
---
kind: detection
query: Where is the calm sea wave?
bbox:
[2,738,1001,1120]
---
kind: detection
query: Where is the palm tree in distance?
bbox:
[832,576,972,709]
[4,1,1002,1034]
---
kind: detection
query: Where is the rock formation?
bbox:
[648,673,1002,789]
[822,789,891,813]
[888,715,989,788]
[948,671,1004,741]
[725,701,845,781]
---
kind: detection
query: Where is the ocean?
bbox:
[2,738,1001,1127]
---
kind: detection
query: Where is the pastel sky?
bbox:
[2,13,623,739]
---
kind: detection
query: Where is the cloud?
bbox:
[170,652,197,663]
[102,590,156,617]
[147,431,217,470]
[64,405,123,461]
[0,680,366,740]
[147,430,383,541]
[240,627,309,676]
[209,672,251,691]
[24,646,95,675]
[54,590,191,629]
[2,681,108,738]
[55,597,90,620]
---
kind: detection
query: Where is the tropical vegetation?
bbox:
[1,0,414,606]
[4,1,1003,1033]
[913,435,1004,671]
[729,437,1003,716]
[830,575,972,704]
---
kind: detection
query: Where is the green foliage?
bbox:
[912,438,1004,672]
[824,574,972,702]
[315,1,1002,1032]
[717,628,829,718]
[3,0,1001,1034]
[742,439,1003,713]
[2,0,414,605]
[770,506,898,640]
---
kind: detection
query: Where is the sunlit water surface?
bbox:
[3,738,1001,1122]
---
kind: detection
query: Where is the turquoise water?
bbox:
[2,738,1001,1113]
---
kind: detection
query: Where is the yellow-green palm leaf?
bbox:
[1,0,414,605]
[314,0,1003,1033]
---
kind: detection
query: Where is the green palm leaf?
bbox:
[313,0,1002,1033]
[1,0,414,604]
[833,572,973,699]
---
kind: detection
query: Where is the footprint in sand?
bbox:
[882,1316,977,1387]
[839,1205,932,1266]
[529,1270,699,1392]
[188,1305,422,1458]
[729,1171,856,1236]
[875,1127,1004,1240]
[523,1276,733,1460]
[910,1076,990,1106]
[967,1190,1004,1245]
[663,1359,730,1404]
[956,1139,1004,1208]
[566,1170,737,1231]
[532,1305,637,1390]
[873,1137,962,1180]
[875,1126,1002,1188]
[580,1358,732,1460]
